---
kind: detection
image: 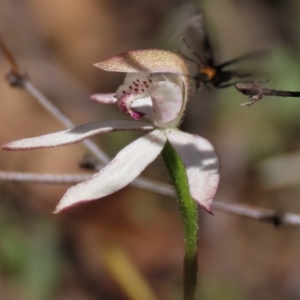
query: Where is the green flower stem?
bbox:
[162,140,198,300]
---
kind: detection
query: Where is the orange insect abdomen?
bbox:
[200,67,217,80]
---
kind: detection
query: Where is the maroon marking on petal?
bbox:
[130,111,145,120]
[134,88,138,92]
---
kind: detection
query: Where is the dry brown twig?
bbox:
[1,171,299,227]
[235,81,300,106]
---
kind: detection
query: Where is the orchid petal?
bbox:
[115,72,184,126]
[160,73,186,108]
[150,81,183,128]
[115,73,153,119]
[115,73,152,103]
[131,97,153,121]
[166,129,220,212]
[90,93,117,104]
[55,129,167,213]
[94,49,189,81]
[2,121,154,150]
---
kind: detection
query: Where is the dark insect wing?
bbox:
[161,4,204,52]
[181,13,215,68]
[200,19,215,67]
[216,49,270,70]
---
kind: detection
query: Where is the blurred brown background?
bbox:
[1,0,300,299]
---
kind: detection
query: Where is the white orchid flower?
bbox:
[2,49,220,213]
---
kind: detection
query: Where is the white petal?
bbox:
[166,129,220,213]
[116,73,184,127]
[116,73,151,101]
[2,121,154,150]
[150,81,183,128]
[116,73,154,119]
[157,73,188,116]
[131,97,153,121]
[55,129,167,213]
[90,93,117,104]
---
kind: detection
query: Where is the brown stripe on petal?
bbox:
[94,49,188,75]
[94,49,190,92]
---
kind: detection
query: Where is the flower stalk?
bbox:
[162,141,198,300]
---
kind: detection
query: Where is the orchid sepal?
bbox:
[2,121,154,150]
[90,93,117,104]
[166,129,220,213]
[54,129,167,213]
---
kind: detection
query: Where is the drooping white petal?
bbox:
[166,129,220,212]
[54,129,167,213]
[2,121,154,150]
[90,93,117,104]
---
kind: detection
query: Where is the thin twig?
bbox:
[235,81,300,106]
[132,177,174,197]
[1,170,300,227]
[0,171,173,196]
[21,79,110,164]
[213,201,300,227]
[0,34,21,76]
[0,35,110,164]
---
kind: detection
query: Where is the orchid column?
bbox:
[2,49,220,300]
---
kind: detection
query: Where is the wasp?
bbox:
[179,16,267,90]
